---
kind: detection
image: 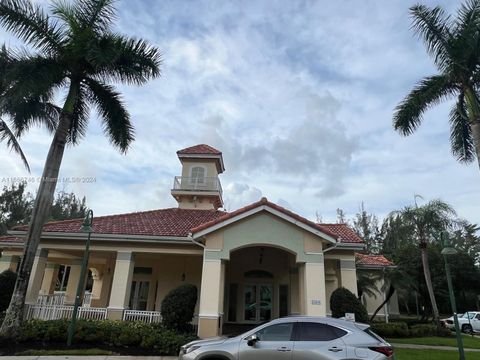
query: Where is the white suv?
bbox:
[441,312,480,334]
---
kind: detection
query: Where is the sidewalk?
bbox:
[0,357,178,360]
[392,343,480,352]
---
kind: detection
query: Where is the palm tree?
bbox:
[0,119,30,171]
[394,0,480,170]
[392,198,456,328]
[0,0,161,336]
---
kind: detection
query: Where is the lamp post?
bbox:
[67,209,93,346]
[441,232,465,360]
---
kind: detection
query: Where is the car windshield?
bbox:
[460,313,476,319]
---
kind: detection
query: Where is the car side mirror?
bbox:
[246,334,259,347]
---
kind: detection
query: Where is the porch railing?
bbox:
[24,304,107,321]
[123,309,162,323]
[36,291,92,307]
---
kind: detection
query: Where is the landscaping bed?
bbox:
[0,319,197,356]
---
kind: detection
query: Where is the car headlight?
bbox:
[182,345,201,354]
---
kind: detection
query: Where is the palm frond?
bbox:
[66,84,89,145]
[6,99,60,138]
[84,77,134,152]
[88,34,161,85]
[0,0,65,54]
[450,94,475,163]
[410,4,453,70]
[452,0,480,74]
[393,75,456,135]
[74,0,117,33]
[0,118,30,172]
[50,0,80,35]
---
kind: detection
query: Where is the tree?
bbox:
[0,0,161,336]
[161,284,198,332]
[353,202,382,254]
[49,191,87,221]
[394,0,480,170]
[0,181,32,235]
[391,198,456,328]
[336,208,347,224]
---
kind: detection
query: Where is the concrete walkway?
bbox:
[0,357,178,360]
[392,343,480,352]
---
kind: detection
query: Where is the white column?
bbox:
[25,248,49,304]
[198,259,225,338]
[64,261,82,305]
[302,261,326,316]
[340,259,358,296]
[40,263,59,294]
[0,254,20,273]
[107,252,135,320]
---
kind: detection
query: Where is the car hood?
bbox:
[183,336,228,348]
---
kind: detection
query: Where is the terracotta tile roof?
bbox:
[0,235,24,244]
[355,253,394,267]
[12,208,226,237]
[319,224,364,243]
[190,197,354,242]
[177,144,222,155]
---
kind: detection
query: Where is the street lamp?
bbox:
[67,209,93,346]
[441,232,465,360]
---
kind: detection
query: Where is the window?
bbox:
[255,323,294,341]
[476,314,480,321]
[190,166,205,184]
[296,322,347,341]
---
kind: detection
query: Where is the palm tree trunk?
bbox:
[420,245,441,329]
[370,285,395,322]
[0,82,79,338]
[471,121,480,170]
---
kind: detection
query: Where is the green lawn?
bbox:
[389,336,480,349]
[395,348,480,360]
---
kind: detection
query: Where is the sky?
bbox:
[1,0,479,225]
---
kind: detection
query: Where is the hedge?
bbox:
[0,319,197,355]
[371,322,452,338]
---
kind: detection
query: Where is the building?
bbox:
[0,144,396,338]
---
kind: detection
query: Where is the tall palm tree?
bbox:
[0,119,30,171]
[394,0,480,170]
[0,0,161,336]
[392,198,456,328]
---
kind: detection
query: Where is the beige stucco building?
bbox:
[0,144,395,338]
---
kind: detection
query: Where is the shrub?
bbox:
[0,270,17,312]
[409,324,437,337]
[17,319,196,355]
[330,287,369,323]
[371,322,410,338]
[161,283,198,332]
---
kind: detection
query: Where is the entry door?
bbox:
[129,281,149,310]
[244,284,272,322]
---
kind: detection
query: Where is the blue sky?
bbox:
[1,0,479,225]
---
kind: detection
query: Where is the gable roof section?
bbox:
[191,197,350,244]
[355,253,394,268]
[177,144,222,155]
[319,224,364,243]
[12,208,226,238]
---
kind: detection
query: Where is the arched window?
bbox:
[190,166,206,184]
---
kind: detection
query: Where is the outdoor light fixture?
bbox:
[441,231,465,360]
[67,209,94,346]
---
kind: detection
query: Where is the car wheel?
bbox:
[462,325,473,334]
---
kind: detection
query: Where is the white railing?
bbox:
[123,310,162,323]
[24,304,107,321]
[36,291,92,307]
[172,176,223,195]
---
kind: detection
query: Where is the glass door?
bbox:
[129,281,150,310]
[244,284,272,322]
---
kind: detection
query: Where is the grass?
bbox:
[389,335,480,349]
[395,348,480,360]
[16,348,116,356]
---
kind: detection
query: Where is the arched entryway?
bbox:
[224,246,298,327]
